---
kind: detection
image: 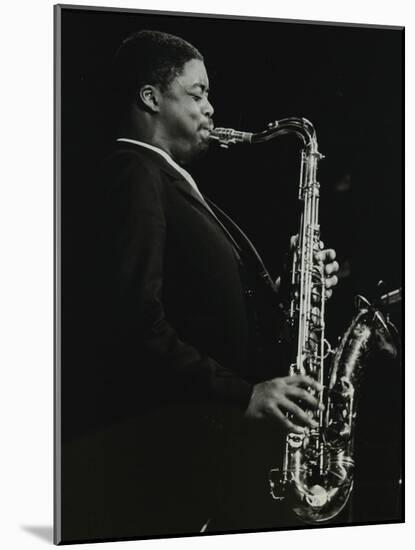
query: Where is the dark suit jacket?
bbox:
[61,140,286,541]
[98,141,283,407]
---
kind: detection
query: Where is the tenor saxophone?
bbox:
[210,118,398,523]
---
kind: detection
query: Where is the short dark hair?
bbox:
[110,30,203,106]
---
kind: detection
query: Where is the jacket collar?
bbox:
[115,138,208,210]
[114,139,243,256]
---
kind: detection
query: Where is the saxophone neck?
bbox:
[210,117,323,157]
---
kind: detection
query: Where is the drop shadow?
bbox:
[21,525,54,544]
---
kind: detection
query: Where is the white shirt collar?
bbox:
[116,138,203,199]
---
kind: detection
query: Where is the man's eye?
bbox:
[191,94,203,101]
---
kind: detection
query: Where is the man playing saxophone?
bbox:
[66,29,339,541]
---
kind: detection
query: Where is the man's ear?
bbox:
[138,85,161,112]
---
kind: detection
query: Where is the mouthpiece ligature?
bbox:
[209,127,253,148]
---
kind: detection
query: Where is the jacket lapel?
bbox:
[118,141,211,212]
[116,141,243,256]
[172,178,243,255]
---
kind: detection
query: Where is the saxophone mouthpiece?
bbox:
[209,127,253,148]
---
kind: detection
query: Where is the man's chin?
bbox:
[181,139,211,165]
[198,137,211,155]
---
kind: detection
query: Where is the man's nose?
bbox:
[204,98,214,118]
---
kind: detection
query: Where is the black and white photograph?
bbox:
[54,3,403,545]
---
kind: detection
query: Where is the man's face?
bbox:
[157,58,214,164]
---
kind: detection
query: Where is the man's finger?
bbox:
[325,275,338,289]
[321,248,336,262]
[290,234,299,249]
[286,386,320,410]
[325,260,339,276]
[280,398,318,429]
[273,406,306,434]
[286,375,323,393]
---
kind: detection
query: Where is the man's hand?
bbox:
[245,375,324,434]
[290,235,339,300]
[316,245,339,300]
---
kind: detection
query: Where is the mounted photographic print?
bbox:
[54,4,404,544]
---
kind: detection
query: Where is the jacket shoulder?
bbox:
[106,143,164,177]
[99,143,172,197]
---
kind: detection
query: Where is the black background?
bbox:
[58,5,403,536]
